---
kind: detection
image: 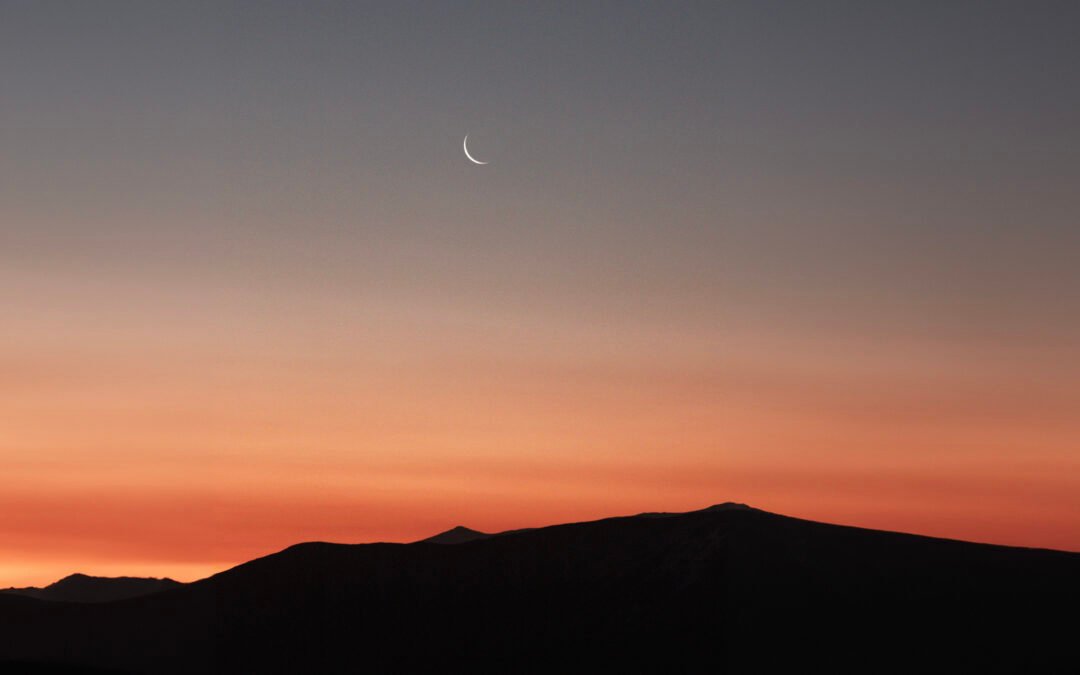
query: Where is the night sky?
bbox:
[2,1,1078,585]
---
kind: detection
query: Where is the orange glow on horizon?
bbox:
[3,252,1078,588]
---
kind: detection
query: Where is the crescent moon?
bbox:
[463,135,488,165]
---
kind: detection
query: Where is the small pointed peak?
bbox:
[702,502,754,512]
[417,525,493,545]
[53,573,93,585]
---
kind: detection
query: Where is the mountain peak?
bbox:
[702,502,755,512]
[58,573,91,582]
[418,526,492,545]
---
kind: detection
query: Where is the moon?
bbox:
[463,135,488,165]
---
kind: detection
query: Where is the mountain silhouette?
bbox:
[1,574,182,604]
[416,525,492,544]
[1,504,1077,673]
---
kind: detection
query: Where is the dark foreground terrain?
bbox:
[1,504,1077,673]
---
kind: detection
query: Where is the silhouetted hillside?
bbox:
[1,504,1078,673]
[2,575,182,604]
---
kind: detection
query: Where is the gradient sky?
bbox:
[2,1,1079,586]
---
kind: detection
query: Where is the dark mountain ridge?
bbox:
[1,504,1077,673]
[2,574,182,604]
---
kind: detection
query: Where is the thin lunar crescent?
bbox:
[463,135,488,165]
